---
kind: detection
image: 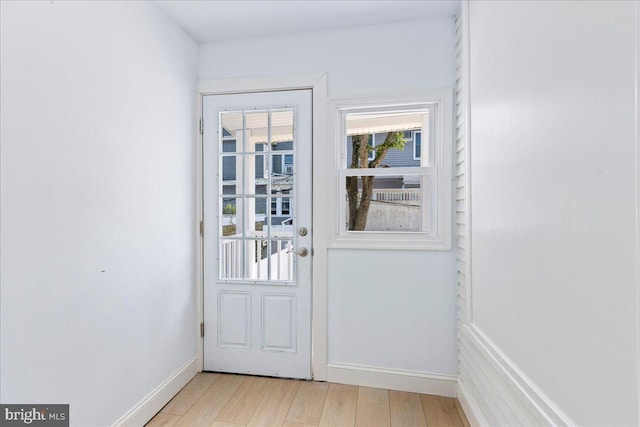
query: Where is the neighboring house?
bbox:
[221,135,294,224]
[346,130,423,190]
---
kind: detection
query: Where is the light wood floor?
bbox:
[146,373,470,427]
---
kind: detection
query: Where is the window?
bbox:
[413,131,421,160]
[283,154,294,174]
[330,90,453,250]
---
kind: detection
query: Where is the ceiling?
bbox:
[155,1,460,43]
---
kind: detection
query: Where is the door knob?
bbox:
[287,247,309,257]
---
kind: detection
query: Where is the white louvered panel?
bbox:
[457,273,467,288]
[458,283,467,298]
[454,8,470,392]
[463,332,552,426]
[459,365,498,426]
[459,353,502,426]
[457,248,467,265]
[457,270,467,286]
[461,344,526,427]
[456,236,467,250]
[458,290,467,307]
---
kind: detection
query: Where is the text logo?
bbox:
[0,405,68,427]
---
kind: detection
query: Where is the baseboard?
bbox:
[457,379,489,427]
[459,325,573,426]
[113,354,199,427]
[326,363,457,397]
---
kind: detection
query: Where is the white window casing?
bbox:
[328,89,453,251]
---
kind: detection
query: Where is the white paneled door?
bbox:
[203,90,312,379]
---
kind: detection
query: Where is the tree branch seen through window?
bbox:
[345,132,406,230]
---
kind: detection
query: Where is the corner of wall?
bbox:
[113,355,199,427]
[454,4,570,425]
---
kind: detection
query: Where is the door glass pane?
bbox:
[271,110,293,146]
[246,154,267,196]
[220,112,243,152]
[271,154,294,190]
[245,111,268,153]
[245,239,269,280]
[221,197,242,237]
[270,240,294,281]
[221,155,240,194]
[269,196,294,238]
[220,238,243,279]
[252,197,268,236]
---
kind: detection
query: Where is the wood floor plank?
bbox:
[162,373,221,416]
[247,379,301,427]
[282,422,318,427]
[318,384,358,427]
[210,422,244,427]
[286,381,329,425]
[421,395,464,427]
[454,399,471,427]
[216,376,273,425]
[355,387,390,427]
[389,391,427,427]
[147,375,472,427]
[145,413,181,427]
[175,374,244,427]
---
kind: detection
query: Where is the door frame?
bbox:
[195,73,329,380]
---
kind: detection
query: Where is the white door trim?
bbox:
[196,72,329,380]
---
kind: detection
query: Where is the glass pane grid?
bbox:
[218,108,295,284]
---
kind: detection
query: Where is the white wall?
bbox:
[465,1,639,425]
[0,2,198,425]
[199,19,459,382]
[198,19,456,97]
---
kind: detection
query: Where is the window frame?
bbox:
[328,89,453,251]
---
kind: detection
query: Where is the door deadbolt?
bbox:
[298,227,308,237]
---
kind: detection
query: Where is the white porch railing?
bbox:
[221,237,294,281]
[371,189,420,204]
